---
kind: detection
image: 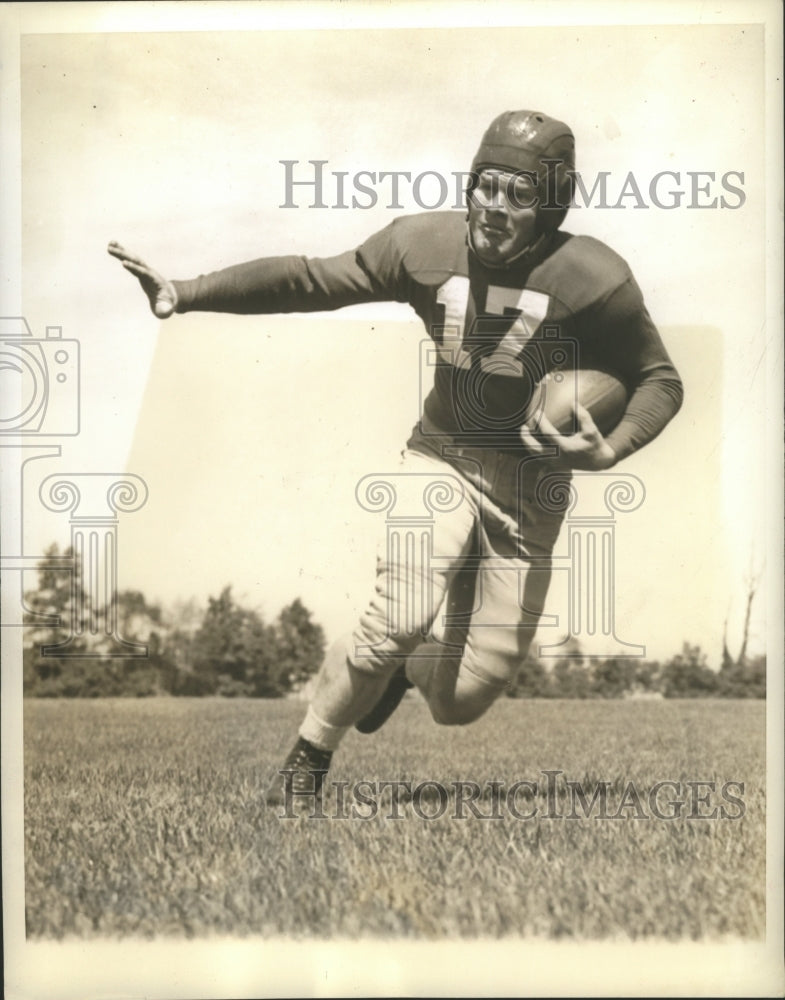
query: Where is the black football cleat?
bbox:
[354,665,414,734]
[266,736,332,813]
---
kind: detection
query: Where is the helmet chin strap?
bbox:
[465,219,548,269]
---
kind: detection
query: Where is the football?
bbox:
[526,368,629,436]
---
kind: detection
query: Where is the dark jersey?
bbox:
[172,211,683,460]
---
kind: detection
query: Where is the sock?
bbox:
[298,705,349,752]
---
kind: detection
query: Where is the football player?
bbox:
[109,110,683,809]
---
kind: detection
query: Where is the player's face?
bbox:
[468,169,539,265]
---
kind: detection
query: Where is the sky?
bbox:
[5,13,775,665]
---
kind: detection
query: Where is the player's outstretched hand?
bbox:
[107,242,178,319]
[520,403,617,471]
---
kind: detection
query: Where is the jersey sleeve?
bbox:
[171,221,407,315]
[592,277,684,462]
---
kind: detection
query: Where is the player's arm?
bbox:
[521,278,683,470]
[107,221,406,318]
[592,278,684,462]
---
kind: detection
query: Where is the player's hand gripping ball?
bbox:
[520,369,629,471]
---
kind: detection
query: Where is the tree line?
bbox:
[21,544,764,699]
[22,544,325,698]
[507,637,765,700]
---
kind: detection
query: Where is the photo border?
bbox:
[2,2,782,997]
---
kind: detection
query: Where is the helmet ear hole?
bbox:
[536,144,575,234]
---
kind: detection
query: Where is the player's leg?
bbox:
[406,450,564,725]
[268,448,479,806]
[309,634,396,727]
[269,634,392,811]
[352,552,477,735]
[406,550,553,725]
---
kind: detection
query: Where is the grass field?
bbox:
[23,697,765,941]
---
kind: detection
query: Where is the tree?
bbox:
[630,659,662,696]
[719,570,765,698]
[23,542,88,693]
[552,658,593,697]
[744,654,766,698]
[547,640,593,698]
[273,598,326,694]
[508,654,552,698]
[661,643,718,698]
[188,587,313,697]
[718,653,766,699]
[590,657,634,698]
[161,597,203,692]
[113,589,162,641]
[23,545,169,696]
[191,586,253,695]
[109,590,169,695]
[23,552,328,698]
[244,612,286,697]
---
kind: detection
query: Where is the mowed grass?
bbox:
[24,697,765,940]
